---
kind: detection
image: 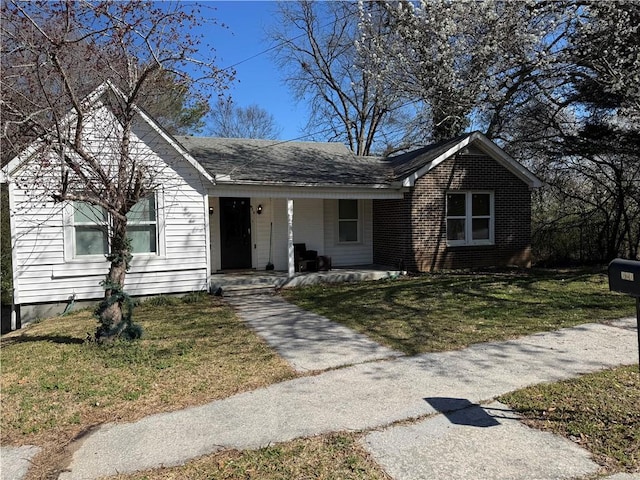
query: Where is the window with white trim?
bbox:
[126,196,157,254]
[74,202,109,255]
[446,192,494,246]
[72,195,158,257]
[338,199,360,243]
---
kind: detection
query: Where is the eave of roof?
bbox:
[175,132,541,190]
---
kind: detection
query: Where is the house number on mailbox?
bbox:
[621,271,635,281]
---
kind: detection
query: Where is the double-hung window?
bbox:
[72,195,158,257]
[74,203,109,256]
[338,199,360,243]
[446,192,494,246]
[126,196,157,254]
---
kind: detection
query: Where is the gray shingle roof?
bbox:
[175,133,477,187]
[175,136,394,186]
[386,133,473,180]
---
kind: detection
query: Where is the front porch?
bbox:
[210,265,402,297]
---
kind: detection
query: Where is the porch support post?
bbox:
[287,198,295,278]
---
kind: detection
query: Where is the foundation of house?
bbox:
[209,265,402,297]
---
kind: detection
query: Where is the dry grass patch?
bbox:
[1,294,296,478]
[109,432,391,480]
[500,365,640,474]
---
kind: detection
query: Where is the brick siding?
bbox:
[373,153,532,271]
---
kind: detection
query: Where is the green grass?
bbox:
[500,365,640,474]
[1,295,296,477]
[282,268,635,355]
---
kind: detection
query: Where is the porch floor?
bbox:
[210,265,402,296]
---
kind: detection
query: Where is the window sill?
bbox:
[66,253,162,262]
[446,241,495,248]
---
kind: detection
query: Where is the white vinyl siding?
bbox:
[252,198,271,271]
[234,198,369,269]
[293,198,325,252]
[243,198,324,272]
[446,191,494,246]
[272,198,289,270]
[9,109,211,306]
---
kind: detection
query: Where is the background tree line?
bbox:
[270,0,639,264]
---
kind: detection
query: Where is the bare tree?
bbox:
[1,1,233,340]
[270,1,407,155]
[208,98,282,139]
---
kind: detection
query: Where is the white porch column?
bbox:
[287,198,295,278]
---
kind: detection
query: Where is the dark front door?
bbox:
[220,197,252,270]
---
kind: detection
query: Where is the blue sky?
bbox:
[199,1,308,140]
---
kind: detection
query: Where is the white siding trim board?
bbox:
[209,184,405,200]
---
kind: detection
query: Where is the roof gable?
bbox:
[1,81,216,185]
[388,131,542,188]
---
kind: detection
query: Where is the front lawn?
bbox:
[282,268,635,355]
[0,294,296,478]
[2,269,636,479]
[500,365,640,474]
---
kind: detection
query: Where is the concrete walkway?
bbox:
[1,446,41,480]
[49,305,638,480]
[365,400,600,480]
[225,295,401,371]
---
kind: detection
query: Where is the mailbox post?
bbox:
[608,259,640,372]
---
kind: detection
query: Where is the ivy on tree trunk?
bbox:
[94,221,141,342]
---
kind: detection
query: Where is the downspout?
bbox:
[8,180,20,330]
[11,287,17,331]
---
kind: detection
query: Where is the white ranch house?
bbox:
[2,85,540,324]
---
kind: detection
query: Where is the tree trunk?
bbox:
[100,262,127,334]
[95,216,132,341]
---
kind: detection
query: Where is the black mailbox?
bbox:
[608,259,640,297]
[608,258,640,372]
